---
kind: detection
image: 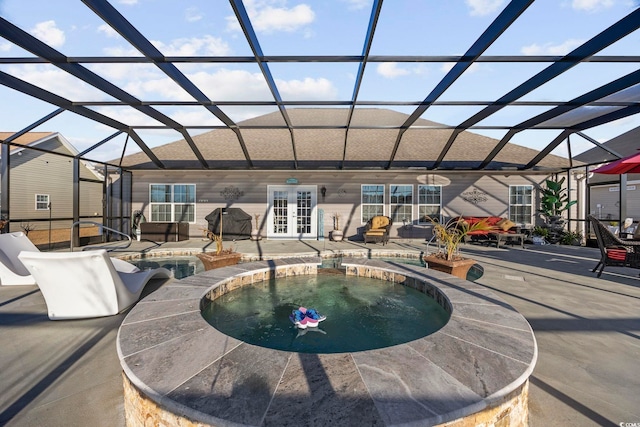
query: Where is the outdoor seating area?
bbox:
[1,238,639,426]
[17,250,171,320]
[453,216,519,243]
[363,215,393,245]
[0,232,39,286]
[588,214,640,278]
[2,2,640,426]
[0,231,172,320]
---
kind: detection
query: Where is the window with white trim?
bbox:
[509,185,533,225]
[390,185,413,224]
[418,185,442,223]
[149,184,196,222]
[36,194,50,210]
[361,184,384,223]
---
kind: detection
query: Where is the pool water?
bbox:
[131,256,205,279]
[201,272,450,354]
[131,255,484,281]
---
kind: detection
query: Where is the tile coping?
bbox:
[117,256,537,426]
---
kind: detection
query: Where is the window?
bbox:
[149,184,196,222]
[418,185,442,223]
[36,194,50,210]
[361,185,384,223]
[390,185,413,224]
[509,185,533,225]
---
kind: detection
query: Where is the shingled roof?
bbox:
[117,108,573,171]
[0,132,55,153]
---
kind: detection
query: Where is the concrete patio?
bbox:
[1,238,639,426]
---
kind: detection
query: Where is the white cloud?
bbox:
[277,77,338,100]
[118,0,138,5]
[571,0,615,12]
[125,76,193,101]
[341,0,372,10]
[7,65,109,102]
[190,69,272,100]
[97,24,119,38]
[103,46,142,56]
[440,62,481,74]
[0,42,12,52]
[94,36,231,82]
[226,1,315,33]
[185,7,203,22]
[30,21,65,48]
[140,69,338,102]
[521,39,585,55]
[94,106,165,126]
[466,0,506,16]
[151,35,231,56]
[377,62,410,79]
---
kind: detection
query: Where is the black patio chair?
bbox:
[588,215,640,277]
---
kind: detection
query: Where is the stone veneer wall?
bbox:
[123,374,529,427]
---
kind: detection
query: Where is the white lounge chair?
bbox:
[0,232,39,285]
[0,231,141,285]
[18,249,172,320]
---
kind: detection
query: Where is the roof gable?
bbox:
[116,108,573,171]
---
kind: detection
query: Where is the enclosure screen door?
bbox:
[267,185,317,239]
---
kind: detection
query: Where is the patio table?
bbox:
[489,231,525,249]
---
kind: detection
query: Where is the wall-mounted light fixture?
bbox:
[320,186,326,201]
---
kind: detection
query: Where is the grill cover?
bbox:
[205,208,252,240]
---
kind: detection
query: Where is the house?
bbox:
[0,132,104,244]
[575,127,640,228]
[114,109,578,241]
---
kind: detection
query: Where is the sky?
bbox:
[1,0,640,163]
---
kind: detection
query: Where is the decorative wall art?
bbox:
[461,188,488,204]
[220,186,244,201]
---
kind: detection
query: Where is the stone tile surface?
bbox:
[118,258,536,426]
[167,343,291,426]
[264,353,384,426]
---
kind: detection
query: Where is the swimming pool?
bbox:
[202,270,450,353]
[131,254,484,281]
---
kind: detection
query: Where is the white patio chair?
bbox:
[18,249,172,320]
[0,231,141,286]
[0,232,39,285]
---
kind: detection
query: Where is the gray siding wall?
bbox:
[129,170,555,240]
[589,180,640,222]
[2,139,103,232]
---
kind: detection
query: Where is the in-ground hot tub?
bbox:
[117,257,536,426]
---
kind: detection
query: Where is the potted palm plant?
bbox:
[538,177,577,244]
[423,216,490,279]
[196,209,242,270]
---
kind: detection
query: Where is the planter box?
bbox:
[423,255,476,280]
[196,252,242,270]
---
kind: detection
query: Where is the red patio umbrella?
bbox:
[592,150,640,174]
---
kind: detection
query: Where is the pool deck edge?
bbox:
[118,257,536,427]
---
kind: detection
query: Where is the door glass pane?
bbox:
[297,191,312,234]
[273,190,288,234]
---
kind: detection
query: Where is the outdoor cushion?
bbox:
[606,248,627,261]
[371,216,389,230]
[500,219,516,231]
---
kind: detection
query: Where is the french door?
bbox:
[267,185,317,239]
